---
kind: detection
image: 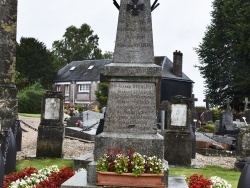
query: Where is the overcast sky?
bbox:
[17,0,213,106]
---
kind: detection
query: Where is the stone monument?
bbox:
[36,91,65,158]
[0,0,18,175]
[164,95,193,166]
[94,0,163,159]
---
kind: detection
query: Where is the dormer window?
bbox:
[88,65,94,69]
[70,66,76,71]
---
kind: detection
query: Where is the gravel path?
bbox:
[18,116,236,169]
[18,116,94,160]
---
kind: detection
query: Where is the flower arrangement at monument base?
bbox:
[96,148,166,188]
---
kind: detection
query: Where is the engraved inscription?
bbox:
[45,98,60,120]
[105,82,156,133]
[171,104,187,126]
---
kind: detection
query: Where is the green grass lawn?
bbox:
[18,113,41,118]
[169,165,241,188]
[16,158,74,171]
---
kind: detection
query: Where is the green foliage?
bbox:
[52,23,103,64]
[195,0,250,111]
[16,159,73,171]
[203,123,216,132]
[17,83,46,113]
[95,82,109,107]
[211,108,221,121]
[74,104,86,113]
[16,37,56,90]
[102,51,114,59]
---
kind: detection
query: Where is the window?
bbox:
[88,65,94,69]
[65,85,69,95]
[78,84,90,92]
[56,85,61,92]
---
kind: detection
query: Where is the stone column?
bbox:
[0,0,18,176]
[0,0,18,129]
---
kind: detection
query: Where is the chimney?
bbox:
[173,50,183,77]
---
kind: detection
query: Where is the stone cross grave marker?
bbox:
[243,97,250,111]
[82,110,104,128]
[220,101,234,132]
[203,96,210,110]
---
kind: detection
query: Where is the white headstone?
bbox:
[171,104,187,126]
[45,98,60,119]
[82,110,104,127]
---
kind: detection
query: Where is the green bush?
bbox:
[211,108,221,121]
[17,83,46,113]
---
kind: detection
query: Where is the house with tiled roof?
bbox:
[54,51,194,107]
[54,59,111,106]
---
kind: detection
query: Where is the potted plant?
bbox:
[96,148,166,187]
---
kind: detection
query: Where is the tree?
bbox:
[16,37,56,90]
[195,0,250,111]
[52,24,103,65]
[17,82,46,113]
[95,82,109,107]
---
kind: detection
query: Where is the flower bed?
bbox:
[187,174,232,188]
[96,148,165,176]
[4,165,74,188]
[96,148,166,187]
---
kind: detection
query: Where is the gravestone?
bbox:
[82,110,104,128]
[160,100,169,131]
[164,95,193,166]
[235,126,250,170]
[1,128,17,174]
[66,113,83,127]
[92,0,165,184]
[220,111,234,131]
[243,110,250,124]
[36,91,65,158]
[201,96,213,124]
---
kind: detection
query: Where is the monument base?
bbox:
[94,132,164,160]
[36,125,64,158]
[164,130,192,166]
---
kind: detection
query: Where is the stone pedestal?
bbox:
[36,126,64,158]
[164,130,192,166]
[36,91,65,158]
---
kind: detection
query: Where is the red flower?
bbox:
[187,174,213,188]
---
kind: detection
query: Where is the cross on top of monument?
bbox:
[191,94,198,108]
[127,0,144,16]
[243,97,250,111]
[203,96,210,110]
